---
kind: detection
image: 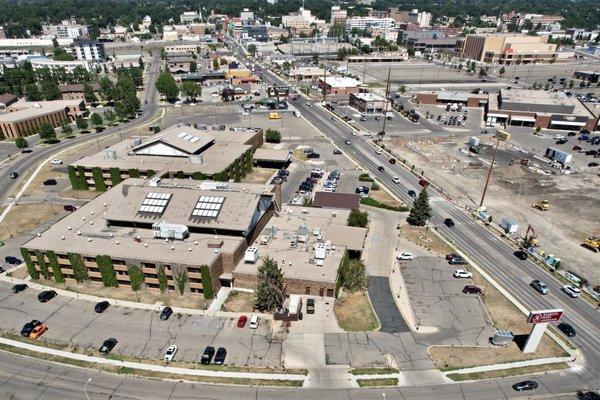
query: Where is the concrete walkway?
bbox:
[0,337,305,383]
[443,356,574,376]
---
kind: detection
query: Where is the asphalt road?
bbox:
[0,52,161,205]
[368,276,410,333]
[234,43,600,390]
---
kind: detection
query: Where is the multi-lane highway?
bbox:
[0,52,161,205]
[232,41,600,390]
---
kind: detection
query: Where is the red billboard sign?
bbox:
[527,309,563,324]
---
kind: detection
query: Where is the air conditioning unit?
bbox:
[245,246,259,263]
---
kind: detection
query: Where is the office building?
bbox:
[42,20,88,39]
[0,100,85,139]
[346,17,395,32]
[180,11,202,24]
[460,34,559,64]
[71,39,106,62]
[330,6,348,26]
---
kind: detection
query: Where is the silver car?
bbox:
[531,280,549,295]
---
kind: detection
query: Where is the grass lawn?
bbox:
[334,291,379,332]
[357,378,398,387]
[350,367,399,375]
[221,290,255,313]
[446,362,568,381]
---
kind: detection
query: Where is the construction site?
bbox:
[388,132,600,287]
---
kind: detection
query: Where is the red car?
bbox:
[237,315,248,328]
[445,253,459,260]
[419,179,429,187]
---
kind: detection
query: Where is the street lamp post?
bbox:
[84,377,92,400]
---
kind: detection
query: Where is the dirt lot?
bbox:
[370,187,404,208]
[242,167,276,184]
[391,135,600,286]
[221,290,255,312]
[0,204,60,241]
[334,291,379,332]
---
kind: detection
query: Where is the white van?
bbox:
[249,315,259,329]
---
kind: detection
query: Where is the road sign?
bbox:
[527,309,563,324]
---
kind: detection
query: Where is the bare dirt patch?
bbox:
[370,187,403,208]
[242,167,276,184]
[0,204,60,241]
[446,362,568,381]
[399,224,454,256]
[221,290,255,312]
[59,188,102,200]
[334,291,379,332]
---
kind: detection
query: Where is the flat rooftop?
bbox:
[0,99,83,123]
[234,205,367,284]
[319,76,361,88]
[24,179,273,265]
[352,92,386,102]
[490,89,594,117]
[72,124,261,175]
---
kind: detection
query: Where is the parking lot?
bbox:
[0,282,281,367]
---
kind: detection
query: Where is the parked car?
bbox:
[21,149,33,154]
[514,250,528,260]
[562,285,581,298]
[43,179,57,186]
[530,280,549,295]
[333,149,342,155]
[49,159,63,165]
[63,205,77,212]
[589,162,599,167]
[444,218,454,227]
[29,324,48,339]
[389,158,396,164]
[462,285,482,294]
[306,152,320,159]
[306,298,315,314]
[396,252,414,260]
[557,323,576,337]
[21,320,41,337]
[99,338,118,355]
[160,307,173,321]
[445,253,459,260]
[5,256,22,265]
[94,301,110,313]
[214,347,227,365]
[164,344,178,361]
[12,284,28,293]
[201,346,216,364]
[237,315,248,328]
[9,172,18,179]
[249,314,259,329]
[453,269,472,279]
[449,257,467,265]
[37,290,57,303]
[512,380,539,391]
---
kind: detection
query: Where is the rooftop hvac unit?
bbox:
[199,181,228,191]
[149,177,162,187]
[296,223,308,243]
[245,246,259,263]
[132,138,142,146]
[102,149,117,159]
[152,221,189,240]
[312,227,321,236]
[189,154,203,164]
[314,242,327,260]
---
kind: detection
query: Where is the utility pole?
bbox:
[322,65,327,102]
[479,136,501,207]
[362,59,367,83]
[380,67,391,138]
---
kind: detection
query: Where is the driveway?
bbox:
[368,276,410,334]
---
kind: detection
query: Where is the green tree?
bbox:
[99,76,117,102]
[41,82,61,100]
[21,248,39,280]
[38,123,57,141]
[212,58,219,70]
[254,257,285,312]
[76,116,88,131]
[347,209,368,227]
[26,83,43,101]
[201,265,213,299]
[155,71,179,102]
[157,265,168,292]
[498,66,505,77]
[174,269,188,295]
[46,251,65,283]
[60,122,73,136]
[96,255,118,287]
[68,252,88,282]
[103,109,116,123]
[265,129,281,143]
[92,167,106,191]
[247,44,257,56]
[83,83,97,104]
[127,265,145,291]
[406,188,432,226]
[109,167,122,186]
[90,112,103,127]
[189,60,197,73]
[15,137,28,148]
[179,81,201,100]
[34,250,51,279]
[338,254,365,292]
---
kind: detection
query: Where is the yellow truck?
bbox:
[268,112,281,120]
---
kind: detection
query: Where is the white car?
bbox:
[375,149,382,155]
[164,345,178,361]
[562,285,581,298]
[396,252,413,260]
[242,112,249,116]
[311,168,325,175]
[364,131,373,137]
[50,159,63,165]
[453,269,472,279]
[393,176,400,184]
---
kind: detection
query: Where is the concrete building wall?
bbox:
[232,271,337,297]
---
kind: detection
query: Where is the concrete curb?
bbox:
[0,337,305,382]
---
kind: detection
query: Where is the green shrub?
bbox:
[265,129,282,143]
[192,171,205,180]
[68,252,88,282]
[109,167,122,186]
[201,265,213,299]
[46,251,65,283]
[20,248,38,280]
[174,269,188,295]
[157,265,168,292]
[96,255,118,287]
[127,265,144,291]
[146,169,156,178]
[92,167,106,192]
[77,166,88,189]
[347,209,368,228]
[34,250,51,279]
[175,170,184,179]
[338,254,365,292]
[358,173,374,182]
[129,168,140,178]
[360,197,409,212]
[244,150,253,173]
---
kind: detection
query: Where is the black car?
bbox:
[21,149,33,154]
[201,346,215,364]
[278,169,289,177]
[462,285,482,294]
[12,284,28,293]
[448,257,467,265]
[43,179,58,186]
[5,256,22,265]
[512,380,539,391]
[99,338,118,355]
[306,152,320,159]
[160,306,173,321]
[444,218,454,227]
[558,322,576,337]
[514,250,528,260]
[20,320,41,336]
[9,172,18,179]
[37,290,57,303]
[214,347,227,365]
[333,149,342,155]
[377,166,385,172]
[306,298,315,314]
[94,301,110,313]
[408,190,416,198]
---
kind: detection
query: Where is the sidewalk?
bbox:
[441,356,574,377]
[0,337,306,383]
